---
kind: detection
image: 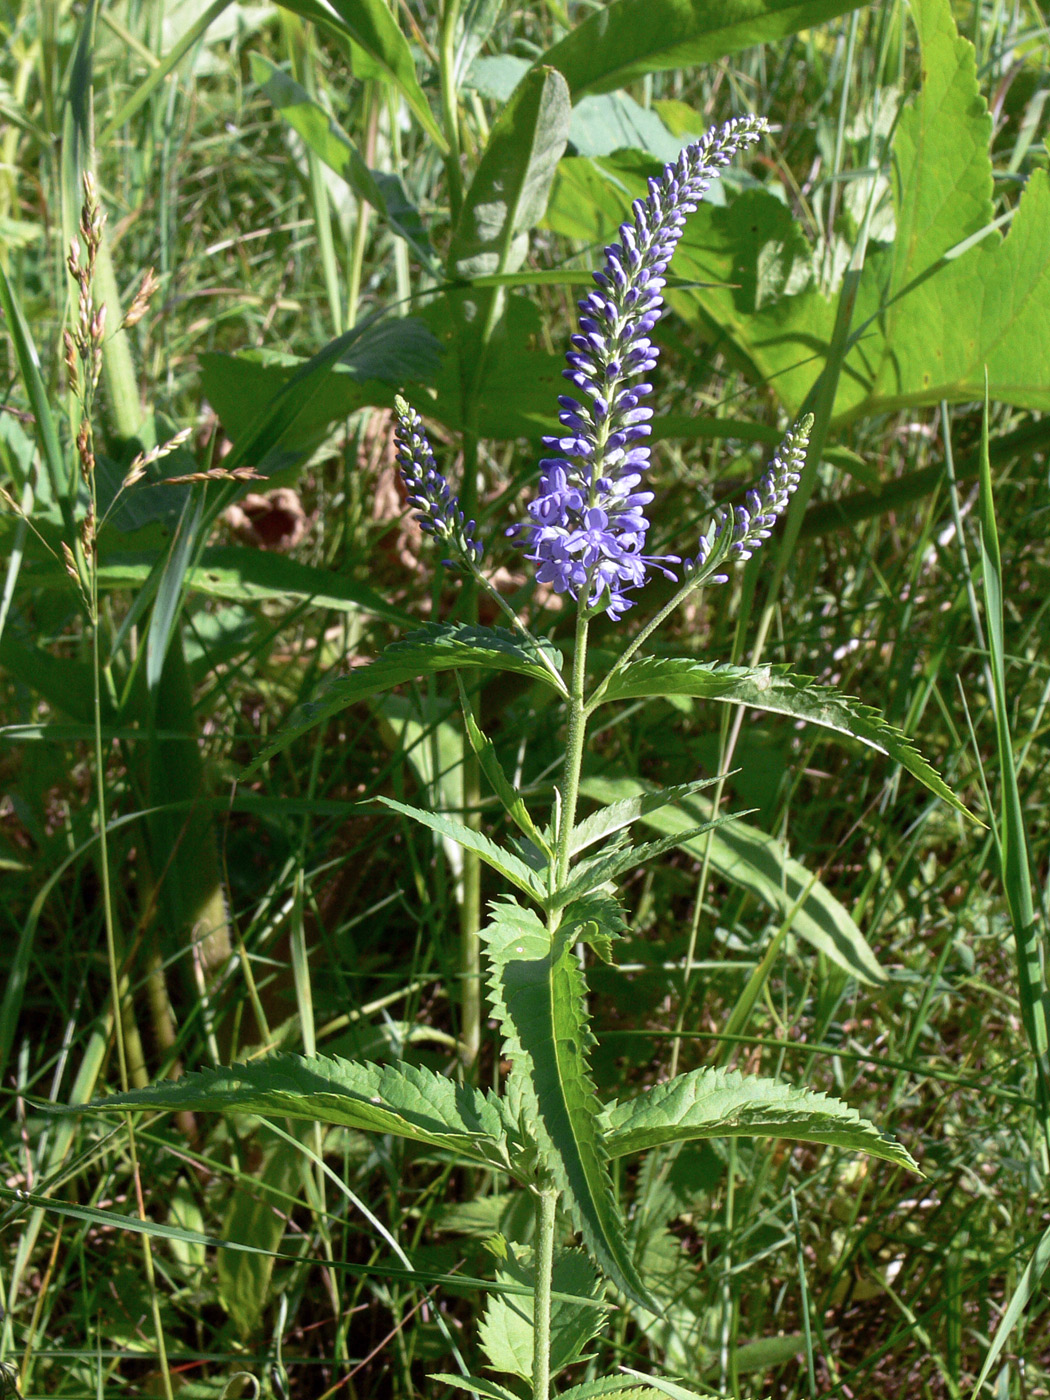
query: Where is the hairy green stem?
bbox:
[532,1185,559,1400]
[555,603,592,891]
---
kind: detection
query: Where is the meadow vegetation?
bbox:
[1,0,1049,1396]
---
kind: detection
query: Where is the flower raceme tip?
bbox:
[393,395,483,567]
[509,114,778,619]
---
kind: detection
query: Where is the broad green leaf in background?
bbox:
[219,1133,300,1338]
[447,64,571,413]
[543,0,1050,429]
[483,897,656,1308]
[99,546,410,626]
[579,775,886,986]
[536,0,866,98]
[602,1065,919,1171]
[250,54,436,268]
[72,1053,512,1170]
[243,622,565,774]
[592,656,973,820]
[448,66,571,281]
[670,0,1050,421]
[198,315,442,460]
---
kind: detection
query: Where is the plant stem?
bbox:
[438,0,464,226]
[532,1185,559,1400]
[555,603,592,890]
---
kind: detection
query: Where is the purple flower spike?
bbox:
[511,114,768,617]
[394,395,483,566]
[687,413,813,584]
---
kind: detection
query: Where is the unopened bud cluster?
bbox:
[686,416,812,584]
[393,396,483,566]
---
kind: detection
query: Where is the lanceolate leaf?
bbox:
[483,898,655,1307]
[569,777,723,857]
[580,775,886,986]
[457,676,553,857]
[243,623,564,776]
[375,795,546,900]
[281,0,448,150]
[593,656,972,820]
[537,0,865,99]
[602,1065,919,1172]
[447,64,571,413]
[553,819,734,909]
[72,1053,511,1170]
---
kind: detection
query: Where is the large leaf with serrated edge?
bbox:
[580,775,885,985]
[602,1065,918,1172]
[243,623,564,776]
[592,657,972,820]
[482,898,656,1308]
[69,1053,512,1171]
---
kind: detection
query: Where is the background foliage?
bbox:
[1,0,1049,1395]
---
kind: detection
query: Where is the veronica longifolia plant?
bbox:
[86,116,968,1400]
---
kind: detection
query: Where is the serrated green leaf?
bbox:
[569,778,723,857]
[243,623,564,775]
[71,1053,511,1171]
[537,0,865,99]
[602,1065,919,1173]
[482,898,655,1308]
[592,656,973,820]
[558,1382,676,1400]
[580,775,885,986]
[375,795,546,900]
[480,1245,609,1382]
[618,1372,725,1400]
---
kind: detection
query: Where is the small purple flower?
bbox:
[393,395,483,566]
[686,414,812,583]
[511,115,769,617]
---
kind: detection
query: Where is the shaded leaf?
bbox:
[602,1065,919,1172]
